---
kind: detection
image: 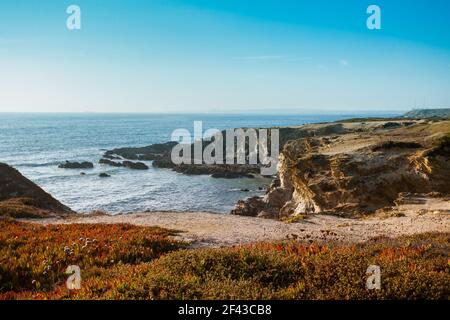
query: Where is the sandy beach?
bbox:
[28,197,450,248]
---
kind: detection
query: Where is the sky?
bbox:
[0,0,450,114]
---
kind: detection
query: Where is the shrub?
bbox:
[1,220,448,300]
[0,198,52,218]
[0,219,186,294]
[135,236,449,300]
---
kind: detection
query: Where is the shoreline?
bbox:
[24,199,450,248]
[1,112,449,300]
[4,115,450,249]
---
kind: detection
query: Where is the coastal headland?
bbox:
[1,111,449,299]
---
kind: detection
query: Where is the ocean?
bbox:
[0,113,392,213]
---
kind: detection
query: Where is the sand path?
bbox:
[28,198,449,248]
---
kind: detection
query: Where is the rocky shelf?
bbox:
[58,161,94,169]
[232,119,450,219]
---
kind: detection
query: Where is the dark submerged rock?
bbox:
[99,159,123,167]
[122,161,149,170]
[104,141,178,161]
[58,161,94,169]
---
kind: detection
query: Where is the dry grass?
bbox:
[0,198,55,219]
[1,219,448,300]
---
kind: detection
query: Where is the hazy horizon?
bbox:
[1,0,450,113]
[0,109,407,115]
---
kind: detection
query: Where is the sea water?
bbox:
[0,113,392,213]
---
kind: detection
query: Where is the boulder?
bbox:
[231,196,267,217]
[99,159,123,167]
[58,161,94,169]
[103,154,122,160]
[122,161,149,170]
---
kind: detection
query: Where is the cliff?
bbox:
[0,163,73,218]
[232,120,450,218]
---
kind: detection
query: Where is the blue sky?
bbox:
[0,0,449,113]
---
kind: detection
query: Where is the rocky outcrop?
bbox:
[103,154,122,160]
[152,159,258,178]
[58,161,94,169]
[149,124,350,178]
[231,197,270,217]
[0,163,73,218]
[232,120,450,218]
[99,158,149,170]
[101,123,352,179]
[122,161,149,170]
[99,159,123,167]
[104,141,178,161]
[102,119,437,182]
[105,139,261,178]
[153,159,259,178]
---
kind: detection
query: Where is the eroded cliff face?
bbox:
[232,120,450,218]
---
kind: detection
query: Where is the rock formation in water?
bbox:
[103,124,351,178]
[99,173,111,178]
[98,158,149,170]
[58,161,94,169]
[104,136,262,178]
[104,141,178,161]
[122,161,149,170]
[99,158,123,167]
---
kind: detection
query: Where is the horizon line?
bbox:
[0,109,417,116]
